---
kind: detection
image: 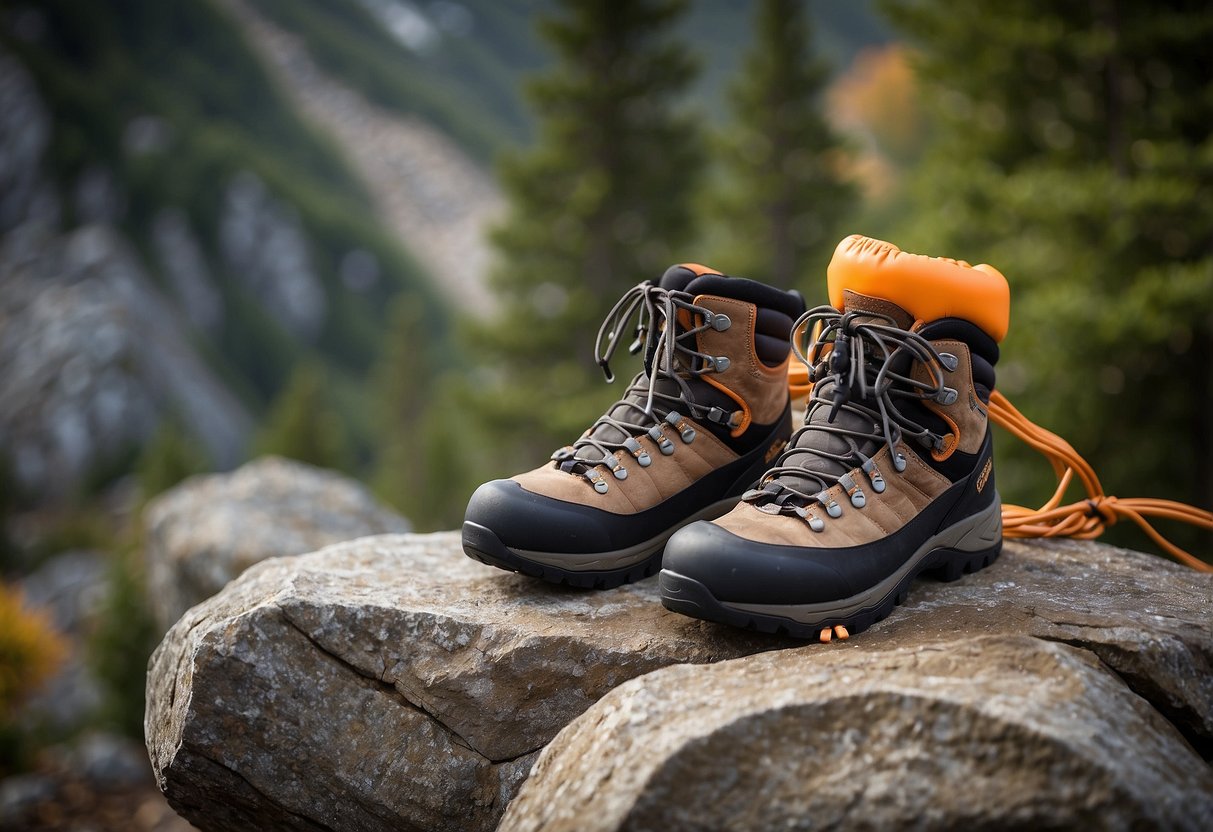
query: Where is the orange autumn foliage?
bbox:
[0,583,67,716]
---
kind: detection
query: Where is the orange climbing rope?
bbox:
[988,390,1212,572]
[786,362,1213,572]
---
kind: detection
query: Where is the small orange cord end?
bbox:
[819,625,850,643]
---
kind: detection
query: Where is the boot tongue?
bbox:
[778,292,913,491]
[584,264,725,448]
[842,289,915,329]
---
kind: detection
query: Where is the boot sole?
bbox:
[462,497,739,590]
[659,498,1003,639]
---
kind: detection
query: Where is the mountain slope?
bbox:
[225,0,502,312]
[0,0,449,501]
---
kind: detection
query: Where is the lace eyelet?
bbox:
[601,455,628,480]
[624,437,652,467]
[648,425,675,455]
[817,492,843,518]
[862,459,886,493]
[839,473,866,508]
[664,410,696,443]
[794,505,826,532]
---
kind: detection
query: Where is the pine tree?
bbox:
[468,0,705,472]
[371,295,440,528]
[883,1,1213,550]
[136,421,210,500]
[707,0,856,293]
[253,362,353,472]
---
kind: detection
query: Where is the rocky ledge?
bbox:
[146,533,1212,831]
[143,456,410,632]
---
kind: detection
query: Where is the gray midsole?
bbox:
[725,497,1003,625]
[514,497,741,571]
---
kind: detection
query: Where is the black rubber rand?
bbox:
[659,443,1002,639]
[461,410,792,590]
[659,541,1001,639]
[463,522,664,589]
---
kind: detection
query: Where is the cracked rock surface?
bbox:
[145,532,783,832]
[146,534,1212,831]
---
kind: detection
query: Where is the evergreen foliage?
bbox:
[882,0,1213,550]
[249,0,546,159]
[370,295,449,530]
[706,0,856,293]
[468,0,706,472]
[88,548,157,739]
[254,362,354,472]
[136,421,211,501]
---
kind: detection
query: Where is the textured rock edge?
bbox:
[500,634,1213,832]
[146,533,1213,830]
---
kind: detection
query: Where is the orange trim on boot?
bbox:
[678,263,723,276]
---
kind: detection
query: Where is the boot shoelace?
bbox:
[744,304,955,528]
[549,281,741,494]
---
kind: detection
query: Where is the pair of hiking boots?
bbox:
[462,235,1009,641]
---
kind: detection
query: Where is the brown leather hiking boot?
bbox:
[462,264,806,589]
[661,236,1010,639]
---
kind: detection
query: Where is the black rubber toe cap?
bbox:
[662,521,865,605]
[463,479,624,554]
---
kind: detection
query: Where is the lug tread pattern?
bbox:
[659,542,1002,640]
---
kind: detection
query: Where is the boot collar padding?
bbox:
[827,235,1010,343]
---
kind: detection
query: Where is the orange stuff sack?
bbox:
[827,234,1011,343]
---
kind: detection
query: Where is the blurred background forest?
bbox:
[0,0,1210,824]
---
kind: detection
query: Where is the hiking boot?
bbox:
[660,235,1010,639]
[462,263,806,589]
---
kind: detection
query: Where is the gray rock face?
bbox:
[0,224,254,499]
[146,534,1213,832]
[0,46,51,232]
[219,171,325,339]
[151,208,222,331]
[146,532,781,832]
[502,635,1213,832]
[143,456,410,631]
[0,46,255,503]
